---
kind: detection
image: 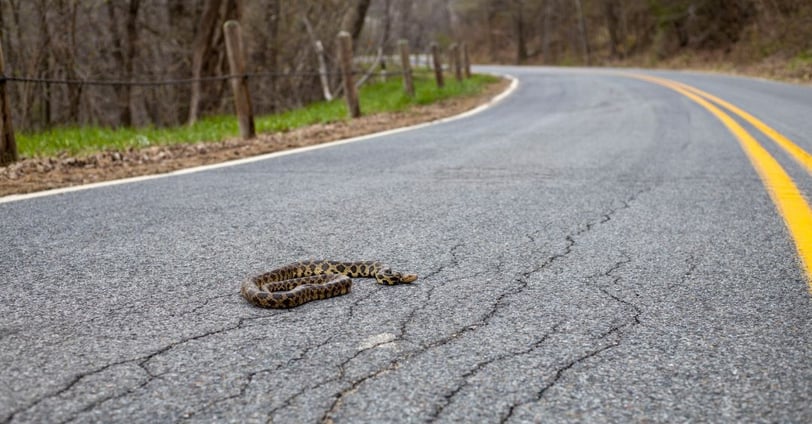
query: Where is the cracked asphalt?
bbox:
[2,66,811,423]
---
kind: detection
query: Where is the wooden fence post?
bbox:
[430,42,444,89]
[450,43,463,82]
[223,20,255,139]
[0,41,17,166]
[337,31,361,118]
[398,39,415,97]
[462,42,471,79]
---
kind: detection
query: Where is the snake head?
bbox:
[376,270,418,285]
[400,273,418,283]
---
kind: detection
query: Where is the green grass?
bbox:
[788,50,812,71]
[17,74,499,158]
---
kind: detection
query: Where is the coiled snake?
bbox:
[241,260,418,308]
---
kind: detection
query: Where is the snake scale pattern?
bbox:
[241,260,418,308]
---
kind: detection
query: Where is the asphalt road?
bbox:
[1,66,810,423]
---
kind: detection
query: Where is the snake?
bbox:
[240,260,418,308]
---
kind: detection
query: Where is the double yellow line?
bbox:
[625,73,812,292]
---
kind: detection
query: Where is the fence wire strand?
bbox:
[0,69,408,87]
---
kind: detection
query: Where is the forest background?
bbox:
[1,0,810,132]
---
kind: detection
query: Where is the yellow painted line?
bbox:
[668,79,812,176]
[626,73,812,292]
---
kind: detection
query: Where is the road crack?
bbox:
[396,243,463,342]
[487,186,654,423]
[427,321,564,421]
[178,332,340,422]
[3,313,287,424]
[183,292,235,316]
[262,274,406,423]
[316,187,653,423]
[499,251,644,422]
[266,244,466,423]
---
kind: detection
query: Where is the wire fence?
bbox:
[0,21,470,166]
[0,70,406,87]
[0,45,441,89]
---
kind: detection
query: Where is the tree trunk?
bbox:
[60,0,82,124]
[604,0,624,58]
[124,0,140,126]
[573,0,591,65]
[381,0,392,47]
[340,0,371,41]
[188,0,224,125]
[514,0,528,64]
[266,0,280,111]
[36,0,52,127]
[487,0,498,61]
[166,0,190,123]
[397,0,413,41]
[0,42,18,165]
[105,1,139,127]
[167,0,186,27]
[541,0,554,64]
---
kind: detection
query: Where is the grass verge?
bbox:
[18,74,499,158]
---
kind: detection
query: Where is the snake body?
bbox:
[241,260,418,308]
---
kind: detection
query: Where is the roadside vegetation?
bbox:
[3,1,808,137]
[2,1,808,167]
[17,74,498,158]
[448,1,811,83]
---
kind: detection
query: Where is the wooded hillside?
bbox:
[1,0,809,132]
[438,0,811,70]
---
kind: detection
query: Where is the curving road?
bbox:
[1,66,811,423]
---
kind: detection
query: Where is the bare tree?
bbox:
[266,0,280,111]
[514,0,528,63]
[0,0,806,135]
[341,0,372,41]
[604,0,624,59]
[188,0,224,125]
[106,0,140,126]
[541,0,554,64]
[573,0,590,65]
[124,1,140,124]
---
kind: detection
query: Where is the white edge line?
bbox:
[1,74,518,205]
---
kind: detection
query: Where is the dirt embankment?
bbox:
[0,78,510,197]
